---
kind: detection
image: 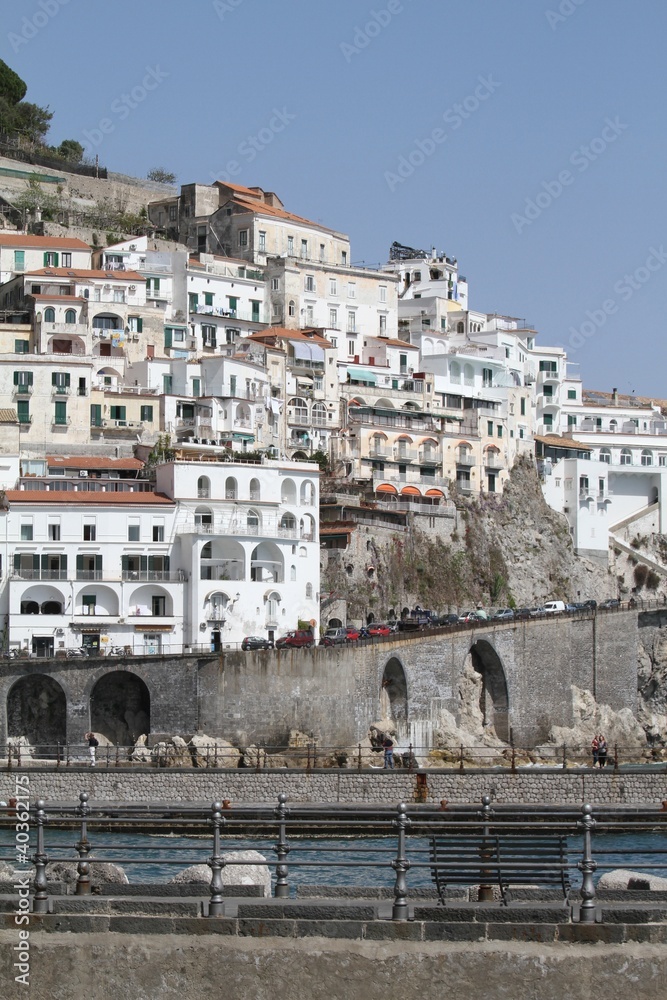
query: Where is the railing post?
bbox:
[562,744,567,770]
[459,744,464,772]
[56,742,61,769]
[273,792,290,898]
[105,744,110,769]
[478,794,494,902]
[32,800,49,914]
[577,803,598,922]
[17,742,21,768]
[306,743,311,772]
[7,740,12,770]
[613,743,619,771]
[358,743,362,772]
[75,791,91,895]
[408,743,414,772]
[66,741,70,767]
[391,801,411,920]
[510,743,516,774]
[207,801,225,916]
[115,745,120,768]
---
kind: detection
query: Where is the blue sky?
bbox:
[4,0,666,395]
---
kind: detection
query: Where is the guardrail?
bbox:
[1,794,666,922]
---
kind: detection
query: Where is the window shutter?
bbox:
[65,373,71,387]
[164,556,170,571]
[164,328,172,348]
[32,555,40,571]
[52,373,57,385]
[14,554,20,571]
[62,555,67,572]
[43,252,49,266]
[137,317,143,333]
[41,554,48,571]
[140,556,148,573]
[76,555,83,572]
[121,555,129,572]
[13,371,19,385]
[95,555,102,572]
[27,372,33,386]
[148,556,155,572]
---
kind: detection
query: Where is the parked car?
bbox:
[345,626,362,642]
[513,607,532,620]
[542,601,566,614]
[493,608,515,621]
[582,600,598,610]
[320,628,348,646]
[598,598,620,610]
[241,636,273,651]
[437,614,460,627]
[366,623,392,637]
[458,611,482,623]
[275,630,315,649]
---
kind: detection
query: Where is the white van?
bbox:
[542,601,566,614]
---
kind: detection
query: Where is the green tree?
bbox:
[54,138,84,163]
[0,59,27,105]
[15,174,60,220]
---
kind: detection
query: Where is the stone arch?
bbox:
[380,657,408,735]
[7,674,67,752]
[90,670,150,745]
[469,639,509,741]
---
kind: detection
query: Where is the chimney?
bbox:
[612,387,619,406]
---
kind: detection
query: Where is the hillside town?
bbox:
[0,169,665,657]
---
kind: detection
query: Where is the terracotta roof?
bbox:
[31,294,88,302]
[46,456,144,470]
[223,196,339,234]
[376,338,418,349]
[4,490,173,505]
[25,268,145,281]
[534,434,593,452]
[246,327,331,349]
[0,235,90,250]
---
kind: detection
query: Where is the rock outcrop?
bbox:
[171,851,270,894]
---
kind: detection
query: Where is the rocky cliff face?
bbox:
[321,458,611,618]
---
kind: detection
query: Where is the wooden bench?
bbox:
[429,834,571,905]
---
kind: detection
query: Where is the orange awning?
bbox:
[425,488,444,497]
[376,483,398,494]
[401,486,421,496]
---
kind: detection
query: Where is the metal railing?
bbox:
[1,794,666,923]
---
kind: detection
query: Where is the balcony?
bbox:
[287,408,309,426]
[121,571,186,582]
[52,386,71,396]
[101,419,142,431]
[393,448,418,463]
[12,569,68,581]
[484,453,502,469]
[419,452,439,466]
[456,453,475,466]
[13,385,33,396]
[52,418,71,428]
[41,322,89,338]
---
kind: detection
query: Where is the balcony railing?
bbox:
[394,449,418,462]
[12,569,67,580]
[121,571,185,582]
[456,454,475,466]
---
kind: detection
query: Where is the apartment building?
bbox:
[0,234,91,284]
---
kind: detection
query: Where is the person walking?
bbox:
[591,734,599,767]
[383,735,394,770]
[85,731,98,767]
[597,733,608,768]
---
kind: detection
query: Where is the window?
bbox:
[347,311,356,332]
[543,413,553,429]
[497,425,503,438]
[347,339,356,356]
[64,308,76,324]
[539,360,558,373]
[487,420,494,436]
[620,449,632,465]
[341,251,348,265]
[110,405,126,422]
[567,388,577,400]
[146,277,160,295]
[151,595,166,616]
[44,307,55,323]
[641,449,653,467]
[379,285,387,302]
[15,339,29,354]
[505,347,510,358]
[54,400,67,425]
[83,523,96,541]
[599,449,611,464]
[163,374,173,393]
[300,239,308,258]
[379,315,386,334]
[48,521,60,541]
[61,252,71,267]
[227,296,238,314]
[13,371,33,393]
[169,204,177,221]
[482,368,493,388]
[202,324,217,347]
[13,250,25,270]
[319,243,325,262]
[520,397,526,416]
[152,524,164,542]
[52,372,70,392]
[271,277,279,291]
[189,293,198,312]
[204,292,213,307]
[192,378,201,397]
[140,405,153,422]
[347,282,356,298]
[543,384,553,398]
[90,404,102,427]
[239,230,248,247]
[258,231,266,251]
[17,400,30,424]
[305,275,315,292]
[568,414,577,428]
[43,251,59,266]
[287,236,294,255]
[128,523,140,541]
[82,595,96,615]
[20,522,33,541]
[329,308,338,328]
[288,300,295,317]
[329,278,337,296]
[306,305,314,324]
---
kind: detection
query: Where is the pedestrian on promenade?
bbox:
[591,734,599,767]
[383,735,394,770]
[597,733,608,768]
[85,731,98,767]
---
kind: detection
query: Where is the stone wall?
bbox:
[0,768,664,806]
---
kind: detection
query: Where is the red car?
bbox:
[367,623,391,637]
[344,627,361,642]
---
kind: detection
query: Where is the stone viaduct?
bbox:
[0,608,653,751]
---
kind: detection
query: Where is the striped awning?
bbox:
[0,408,18,423]
[425,488,444,497]
[376,483,398,494]
[401,486,421,496]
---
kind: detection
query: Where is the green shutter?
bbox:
[65,373,70,387]
[32,555,40,572]
[51,373,57,385]
[13,554,20,571]
[140,556,148,573]
[13,371,19,385]
[41,554,48,571]
[17,400,29,423]
[121,555,129,572]
[137,317,143,333]
[76,555,83,573]
[164,555,170,571]
[62,555,67,573]
[95,555,102,572]
[164,328,172,348]
[90,404,102,427]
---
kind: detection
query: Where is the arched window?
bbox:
[620,449,632,466]
[20,601,39,615]
[280,513,297,536]
[641,449,653,466]
[288,300,296,317]
[463,363,474,385]
[197,476,210,498]
[599,449,611,464]
[457,322,465,333]
[65,309,76,324]
[311,403,326,426]
[225,476,237,500]
[249,477,260,501]
[44,307,55,323]
[609,420,617,432]
[305,583,313,599]
[290,565,296,581]
[281,478,297,504]
[247,509,260,532]
[194,506,213,529]
[300,480,315,505]
[450,361,461,383]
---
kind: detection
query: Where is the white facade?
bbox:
[0,234,91,285]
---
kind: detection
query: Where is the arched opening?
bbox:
[281,478,297,504]
[44,307,55,323]
[90,671,150,745]
[469,640,510,741]
[197,476,210,498]
[380,658,408,736]
[328,617,342,628]
[225,476,237,500]
[251,542,284,583]
[7,675,67,753]
[249,477,261,501]
[65,308,76,324]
